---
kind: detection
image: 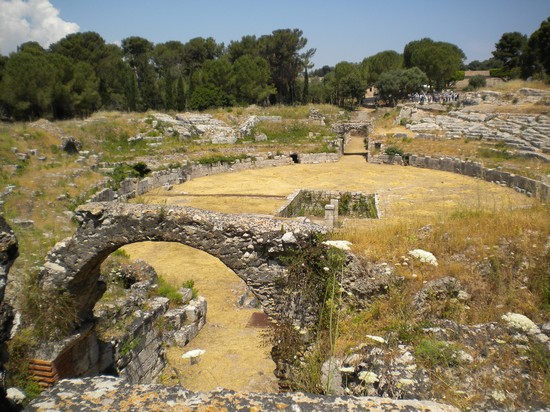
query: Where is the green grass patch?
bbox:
[157,276,183,305]
[182,279,199,299]
[414,338,462,368]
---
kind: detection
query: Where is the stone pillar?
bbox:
[330,198,339,221]
[324,204,335,230]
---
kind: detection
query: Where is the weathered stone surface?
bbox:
[308,108,326,125]
[175,113,238,144]
[239,115,260,136]
[403,106,550,160]
[0,216,17,410]
[333,121,373,136]
[334,318,550,410]
[27,376,460,411]
[412,276,470,317]
[38,203,326,329]
[0,217,18,303]
[340,256,395,308]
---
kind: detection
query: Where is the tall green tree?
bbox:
[0,43,100,119]
[122,36,159,110]
[300,48,316,104]
[96,44,136,110]
[259,29,308,104]
[376,67,427,106]
[0,47,56,119]
[404,38,465,88]
[362,50,403,86]
[233,55,275,104]
[182,37,223,73]
[493,32,528,72]
[50,32,131,111]
[152,41,187,111]
[189,57,235,110]
[175,76,186,111]
[50,32,109,67]
[523,17,550,79]
[227,35,260,63]
[325,62,365,107]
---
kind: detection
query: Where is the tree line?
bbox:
[0,29,314,120]
[0,17,548,121]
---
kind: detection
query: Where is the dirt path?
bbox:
[343,108,373,154]
[350,107,374,122]
[121,242,278,393]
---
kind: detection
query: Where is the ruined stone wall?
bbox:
[409,155,550,201]
[278,189,378,218]
[110,297,168,384]
[187,156,293,180]
[298,152,340,164]
[33,294,207,386]
[368,154,550,201]
[89,152,342,203]
[368,153,404,165]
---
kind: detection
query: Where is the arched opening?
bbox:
[33,203,323,389]
[115,241,278,392]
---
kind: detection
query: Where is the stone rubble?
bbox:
[335,317,550,410]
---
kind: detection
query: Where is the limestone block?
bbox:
[184,304,199,323]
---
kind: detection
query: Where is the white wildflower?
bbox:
[491,390,507,402]
[339,366,355,373]
[322,240,352,251]
[501,313,540,335]
[397,378,416,387]
[181,349,205,359]
[365,335,386,344]
[408,249,438,266]
[358,371,379,384]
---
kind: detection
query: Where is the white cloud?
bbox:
[0,0,79,55]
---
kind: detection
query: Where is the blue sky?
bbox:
[2,0,549,67]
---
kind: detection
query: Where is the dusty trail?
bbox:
[122,242,278,393]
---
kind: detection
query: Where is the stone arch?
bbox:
[39,202,325,330]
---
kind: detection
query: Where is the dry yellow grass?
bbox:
[122,242,278,393]
[491,79,550,92]
[139,154,533,220]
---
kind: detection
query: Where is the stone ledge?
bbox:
[26,376,459,412]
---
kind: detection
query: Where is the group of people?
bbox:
[409,91,460,104]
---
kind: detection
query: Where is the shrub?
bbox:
[131,161,151,177]
[108,162,151,189]
[157,277,182,305]
[451,70,465,81]
[490,68,507,78]
[182,279,199,299]
[415,338,462,368]
[469,75,487,89]
[384,146,404,156]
